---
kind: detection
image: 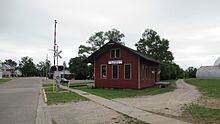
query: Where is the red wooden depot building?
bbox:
[84,41,160,89]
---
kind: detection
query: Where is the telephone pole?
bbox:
[46,53,48,79]
[54,20,57,66]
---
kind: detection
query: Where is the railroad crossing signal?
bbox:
[54,50,62,59]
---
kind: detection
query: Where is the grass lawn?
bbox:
[0,78,11,84]
[43,83,54,87]
[73,80,176,99]
[183,104,220,123]
[44,86,67,92]
[185,78,220,99]
[43,85,88,105]
[182,78,220,123]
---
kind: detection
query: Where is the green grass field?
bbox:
[43,84,88,105]
[183,78,220,123]
[44,86,67,92]
[185,78,220,99]
[0,78,11,84]
[43,83,54,87]
[45,91,88,105]
[183,104,220,123]
[73,80,176,99]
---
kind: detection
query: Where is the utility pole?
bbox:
[46,53,48,80]
[52,20,62,92]
[53,20,57,92]
[57,45,59,71]
[54,20,57,66]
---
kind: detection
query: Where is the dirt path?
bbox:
[114,79,201,116]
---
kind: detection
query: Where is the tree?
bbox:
[135,29,174,63]
[185,67,197,78]
[36,60,51,77]
[68,56,89,79]
[105,29,125,44]
[135,29,184,80]
[160,63,184,80]
[36,61,45,76]
[3,59,17,67]
[88,31,106,48]
[19,56,37,77]
[78,31,106,57]
[78,29,125,57]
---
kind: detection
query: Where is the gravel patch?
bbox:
[114,79,201,116]
[47,101,141,124]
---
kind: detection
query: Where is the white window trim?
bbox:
[100,64,107,79]
[124,64,131,80]
[115,48,121,58]
[110,48,121,59]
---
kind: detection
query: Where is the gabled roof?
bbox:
[1,64,15,70]
[84,41,160,64]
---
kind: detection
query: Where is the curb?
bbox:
[36,79,52,124]
[42,88,47,103]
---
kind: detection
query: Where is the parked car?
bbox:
[61,78,69,84]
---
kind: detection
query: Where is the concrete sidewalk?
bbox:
[61,85,191,124]
[36,83,52,124]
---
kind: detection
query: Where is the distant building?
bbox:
[196,57,220,79]
[0,63,21,78]
[49,65,73,79]
[1,64,15,78]
[0,62,2,79]
[84,41,160,89]
[0,71,2,79]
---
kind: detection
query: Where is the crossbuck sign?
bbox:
[54,50,62,59]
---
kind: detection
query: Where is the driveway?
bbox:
[0,77,41,124]
[114,79,201,116]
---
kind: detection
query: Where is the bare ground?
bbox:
[196,96,220,110]
[114,79,201,116]
[47,101,143,124]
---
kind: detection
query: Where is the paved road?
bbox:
[0,77,41,124]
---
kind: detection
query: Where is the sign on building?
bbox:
[108,60,123,65]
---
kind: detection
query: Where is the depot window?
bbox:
[101,64,107,79]
[111,49,120,58]
[112,65,119,79]
[124,64,131,80]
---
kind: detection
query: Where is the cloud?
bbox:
[1,0,220,69]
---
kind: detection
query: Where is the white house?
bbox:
[0,71,2,79]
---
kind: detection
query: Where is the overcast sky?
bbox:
[1,0,220,69]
